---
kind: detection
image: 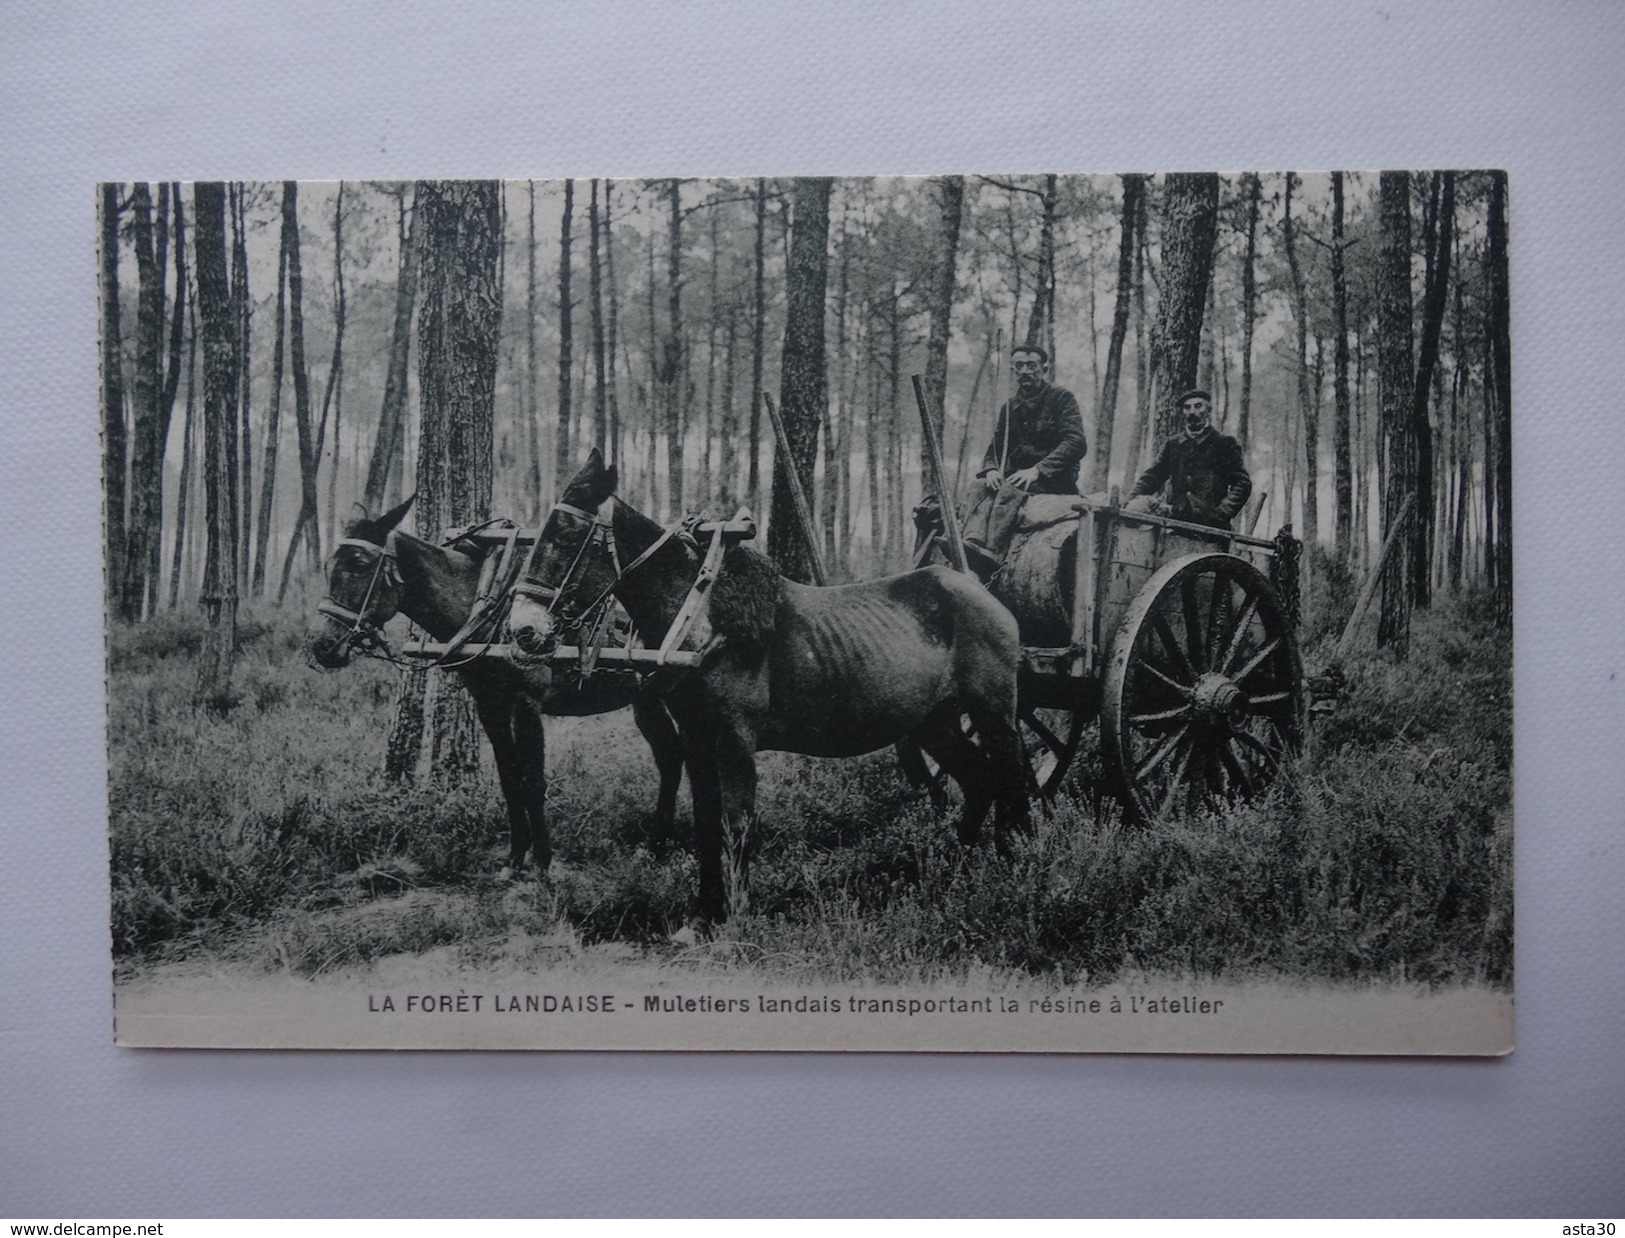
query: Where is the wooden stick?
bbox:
[400,641,703,669]
[1333,493,1414,667]
[911,374,969,574]
[762,390,827,585]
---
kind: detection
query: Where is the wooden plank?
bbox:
[1070,507,1096,676]
[400,641,702,669]
[1079,499,1278,552]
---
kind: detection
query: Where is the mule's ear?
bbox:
[343,501,371,538]
[377,493,416,535]
[587,446,604,469]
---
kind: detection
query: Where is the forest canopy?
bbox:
[99,172,1511,671]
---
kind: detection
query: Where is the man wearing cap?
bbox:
[1126,389,1252,528]
[977,343,1087,496]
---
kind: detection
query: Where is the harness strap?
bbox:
[656,521,728,666]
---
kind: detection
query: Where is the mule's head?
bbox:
[307,495,414,669]
[510,450,619,661]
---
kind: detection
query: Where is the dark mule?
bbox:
[307,495,684,875]
[508,451,1028,922]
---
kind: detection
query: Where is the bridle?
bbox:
[515,495,685,640]
[314,535,410,666]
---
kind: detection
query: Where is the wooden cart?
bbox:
[920,495,1305,821]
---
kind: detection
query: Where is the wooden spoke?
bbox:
[1021,708,1062,752]
[1150,612,1198,684]
[1230,726,1280,763]
[1204,573,1234,678]
[1232,638,1283,686]
[1179,574,1206,671]
[1018,706,1085,799]
[1156,739,1195,817]
[1245,690,1292,708]
[1137,655,1190,696]
[1219,741,1257,798]
[1129,704,1192,727]
[1217,590,1261,676]
[1134,724,1190,783]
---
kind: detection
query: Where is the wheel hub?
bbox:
[1190,672,1245,725]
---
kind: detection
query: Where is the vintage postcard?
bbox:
[103,173,1512,1053]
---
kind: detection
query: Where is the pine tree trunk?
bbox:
[192,182,239,706]
[101,183,127,612]
[1129,186,1151,476]
[1282,172,1319,572]
[749,177,767,508]
[1238,173,1260,448]
[232,186,252,593]
[277,181,322,602]
[523,183,541,519]
[702,201,720,506]
[1149,173,1220,443]
[1090,173,1141,491]
[824,199,850,568]
[363,188,419,517]
[664,179,685,515]
[555,179,575,494]
[253,240,287,596]
[121,183,165,622]
[768,177,832,583]
[1487,171,1512,629]
[1377,171,1416,652]
[154,185,187,608]
[1411,171,1455,611]
[866,323,883,565]
[603,180,622,472]
[319,183,347,558]
[886,290,904,568]
[589,179,608,457]
[169,277,199,609]
[923,175,963,456]
[409,179,503,781]
[1331,172,1353,558]
[719,305,739,512]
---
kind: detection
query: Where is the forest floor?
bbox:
[106,589,1513,993]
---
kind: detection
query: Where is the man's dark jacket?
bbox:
[1130,429,1252,527]
[979,382,1087,495]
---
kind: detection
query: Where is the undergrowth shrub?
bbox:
[108,596,1512,988]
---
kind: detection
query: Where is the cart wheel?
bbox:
[1101,552,1304,822]
[1019,705,1085,800]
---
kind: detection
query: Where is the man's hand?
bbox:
[1008,466,1041,490]
[981,468,1004,490]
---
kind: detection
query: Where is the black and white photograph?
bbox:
[104,172,1513,1053]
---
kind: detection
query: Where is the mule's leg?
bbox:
[632,692,684,837]
[512,699,550,871]
[967,703,1031,856]
[473,695,533,874]
[673,708,727,924]
[895,739,949,812]
[916,711,993,848]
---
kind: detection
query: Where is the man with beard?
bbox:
[949,342,1087,562]
[977,343,1087,495]
[1126,389,1252,529]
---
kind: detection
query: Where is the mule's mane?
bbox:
[711,544,782,647]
